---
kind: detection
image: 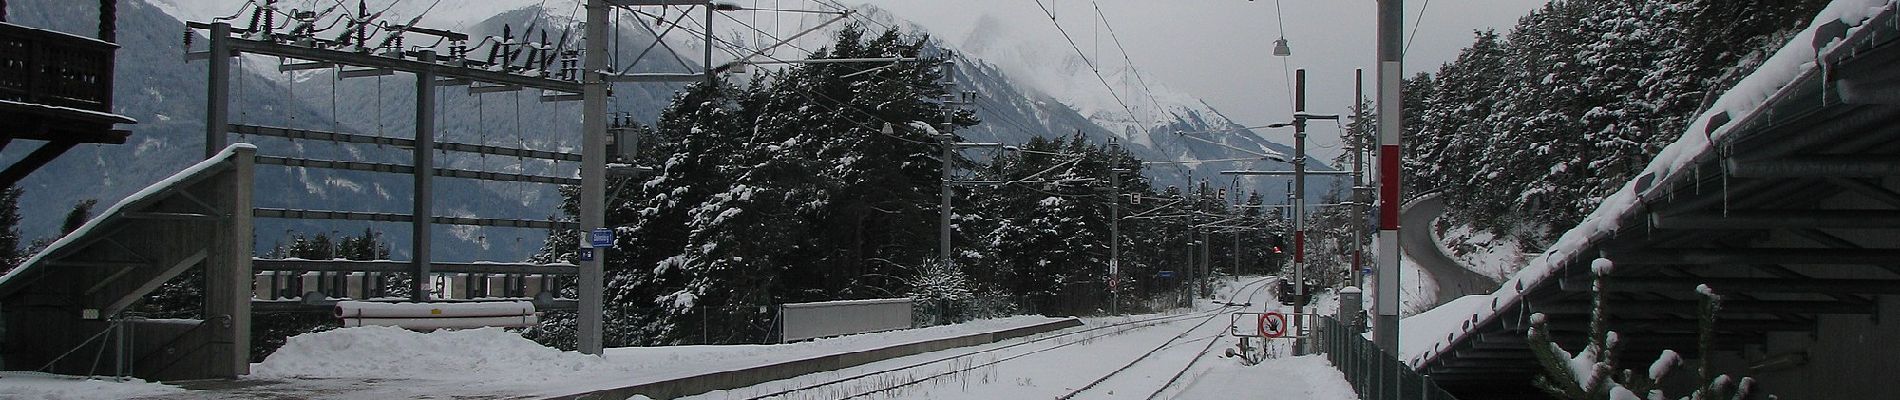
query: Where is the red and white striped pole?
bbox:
[1374,0,1405,352]
[1292,69,1309,344]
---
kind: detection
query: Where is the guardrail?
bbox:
[1315,315,1460,400]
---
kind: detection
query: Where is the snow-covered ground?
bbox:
[0,372,183,400]
[1437,223,1529,282]
[5,279,1365,400]
[684,277,1357,400]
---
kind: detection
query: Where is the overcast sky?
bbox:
[157,0,1549,159]
[853,0,1549,158]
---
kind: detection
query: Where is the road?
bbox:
[1400,193,1499,308]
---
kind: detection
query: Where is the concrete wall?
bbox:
[780,298,913,342]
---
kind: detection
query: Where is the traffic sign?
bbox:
[1259,311,1288,338]
[590,228,615,248]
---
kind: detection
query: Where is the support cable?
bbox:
[1031,0,1146,130]
[1093,3,1169,122]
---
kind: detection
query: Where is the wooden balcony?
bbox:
[0,21,134,187]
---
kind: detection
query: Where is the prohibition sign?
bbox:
[1258,311,1288,338]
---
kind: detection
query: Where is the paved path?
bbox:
[1400,193,1498,308]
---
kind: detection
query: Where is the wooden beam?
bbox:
[1609,248,1900,265]
[1651,210,1900,230]
[0,140,78,188]
[1560,276,1900,295]
[100,250,208,317]
[1534,299,1875,315]
[252,259,579,275]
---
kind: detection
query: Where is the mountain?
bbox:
[2,0,690,261]
[832,6,1343,203]
[3,0,1336,263]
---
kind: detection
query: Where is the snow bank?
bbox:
[252,326,604,379]
[0,372,183,400]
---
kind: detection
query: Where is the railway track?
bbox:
[733,277,1277,400]
[1057,276,1278,400]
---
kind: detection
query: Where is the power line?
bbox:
[1403,0,1434,56]
[1031,0,1147,130]
[1093,3,1169,123]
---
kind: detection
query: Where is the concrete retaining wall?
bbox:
[544,317,1084,400]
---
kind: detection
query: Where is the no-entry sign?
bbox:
[1259,311,1288,338]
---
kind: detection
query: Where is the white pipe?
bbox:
[335,300,535,319]
[341,315,540,330]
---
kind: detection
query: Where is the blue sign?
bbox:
[1362,268,1373,275]
[590,228,615,248]
[579,248,596,261]
[1157,270,1175,278]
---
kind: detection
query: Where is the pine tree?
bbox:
[60,199,98,236]
[0,188,22,273]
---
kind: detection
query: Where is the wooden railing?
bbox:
[0,21,117,112]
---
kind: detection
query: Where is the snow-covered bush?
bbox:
[1527,258,1759,400]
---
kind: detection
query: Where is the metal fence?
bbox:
[1315,315,1459,400]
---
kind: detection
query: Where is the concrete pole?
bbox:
[413,50,437,302]
[579,0,609,355]
[205,22,231,159]
[1232,180,1240,278]
[1374,0,1405,353]
[1198,189,1210,297]
[1353,69,1367,289]
[1292,69,1308,342]
[1108,152,1120,315]
[703,4,714,87]
[939,60,956,275]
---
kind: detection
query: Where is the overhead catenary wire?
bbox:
[1404,0,1434,56]
[1093,3,1169,124]
[1032,0,1148,131]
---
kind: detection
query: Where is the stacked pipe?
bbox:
[335,301,537,330]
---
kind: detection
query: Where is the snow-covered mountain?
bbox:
[4,0,1337,263]
[846,5,1338,200]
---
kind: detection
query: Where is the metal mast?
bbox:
[1374,0,1405,352]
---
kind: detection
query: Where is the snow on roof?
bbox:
[0,99,138,125]
[0,144,255,289]
[1409,0,1897,367]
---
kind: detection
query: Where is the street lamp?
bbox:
[1272,38,1293,57]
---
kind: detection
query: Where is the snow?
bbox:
[1412,0,1897,368]
[0,99,137,124]
[684,276,1357,400]
[224,315,1067,398]
[1650,349,1681,381]
[1394,295,1490,361]
[1438,224,1527,282]
[0,372,184,400]
[1591,258,1614,276]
